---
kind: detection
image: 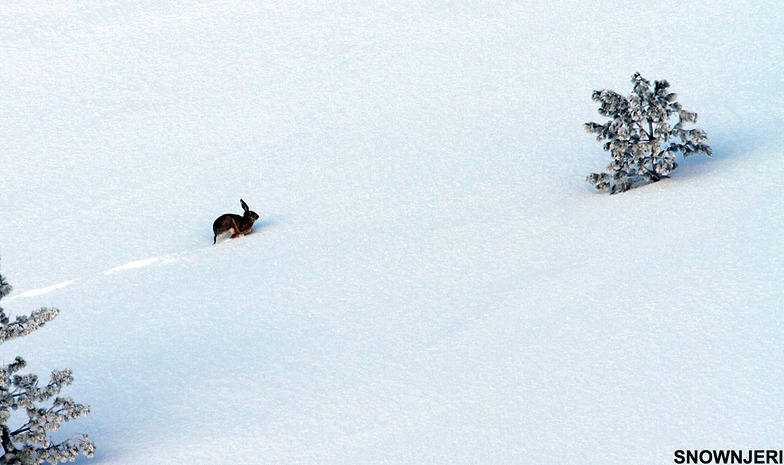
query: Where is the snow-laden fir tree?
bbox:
[585,73,712,194]
[0,272,94,465]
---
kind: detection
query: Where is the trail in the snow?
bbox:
[6,249,195,302]
[4,223,269,303]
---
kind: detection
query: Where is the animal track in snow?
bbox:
[15,280,76,298]
[104,257,162,275]
[7,252,187,301]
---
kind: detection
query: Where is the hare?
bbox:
[213,199,260,244]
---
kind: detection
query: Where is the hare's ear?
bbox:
[240,199,249,212]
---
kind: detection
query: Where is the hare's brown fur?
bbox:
[213,199,259,244]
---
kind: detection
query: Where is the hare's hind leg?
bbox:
[229,218,241,238]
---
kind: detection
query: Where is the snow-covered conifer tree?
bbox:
[0,272,94,465]
[585,73,712,193]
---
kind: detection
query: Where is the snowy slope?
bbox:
[1,2,783,464]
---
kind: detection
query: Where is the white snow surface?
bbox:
[1,2,783,464]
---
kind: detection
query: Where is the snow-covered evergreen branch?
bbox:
[585,73,712,194]
[0,272,94,465]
